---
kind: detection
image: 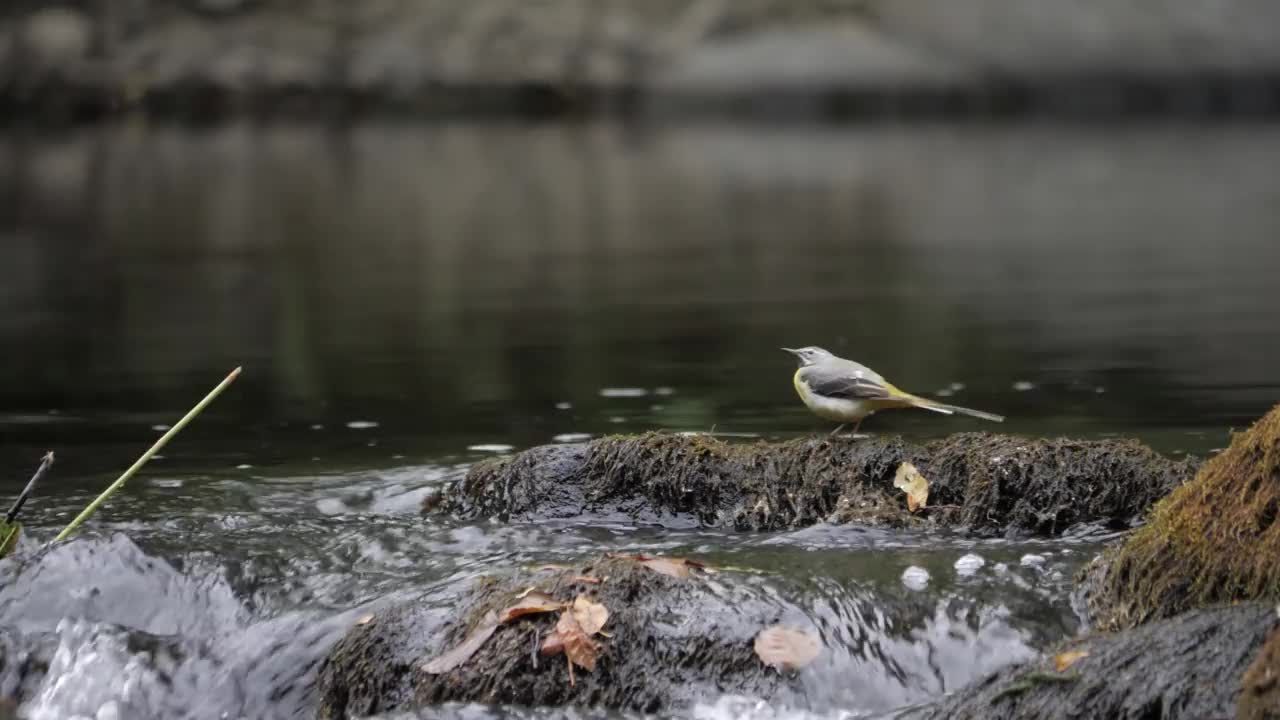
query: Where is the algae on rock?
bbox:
[1082,404,1280,632]
[434,432,1197,537]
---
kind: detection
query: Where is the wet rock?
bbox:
[318,556,783,718]
[1081,403,1280,631]
[433,432,1196,537]
[896,603,1279,720]
[318,552,1044,718]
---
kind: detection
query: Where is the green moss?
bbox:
[1085,404,1280,631]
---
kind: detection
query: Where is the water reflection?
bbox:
[2,123,1279,482]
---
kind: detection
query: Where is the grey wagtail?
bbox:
[783,346,1005,434]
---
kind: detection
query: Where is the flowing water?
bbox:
[1,121,1278,719]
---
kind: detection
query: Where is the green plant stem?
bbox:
[54,367,241,543]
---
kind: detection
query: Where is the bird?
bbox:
[783,346,1004,435]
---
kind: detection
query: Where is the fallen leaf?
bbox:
[754,625,822,671]
[637,555,696,578]
[893,462,930,512]
[499,591,564,623]
[354,614,375,626]
[558,612,599,672]
[421,611,500,674]
[1054,649,1089,671]
[570,595,609,635]
[539,595,608,678]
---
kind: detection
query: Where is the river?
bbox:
[0,121,1277,719]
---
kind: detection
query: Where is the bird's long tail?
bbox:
[903,395,1005,423]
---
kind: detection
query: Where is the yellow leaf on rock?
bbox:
[894,462,930,512]
[1054,649,1089,671]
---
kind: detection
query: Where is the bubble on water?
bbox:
[609,416,626,423]
[553,433,592,443]
[600,387,647,398]
[1012,381,1035,392]
[345,420,379,430]
[151,478,183,488]
[954,553,985,576]
[235,464,252,470]
[950,382,966,392]
[310,424,325,430]
[1020,554,1047,567]
[901,566,930,591]
[468,444,514,453]
[316,498,347,515]
[151,424,170,432]
[934,388,954,398]
[555,402,572,410]
[1095,386,1106,394]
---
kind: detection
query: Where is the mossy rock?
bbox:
[895,603,1278,720]
[317,556,784,718]
[1239,622,1280,720]
[1081,404,1280,631]
[433,432,1197,537]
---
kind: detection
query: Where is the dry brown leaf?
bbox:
[570,595,609,635]
[893,462,930,512]
[499,591,564,624]
[421,611,500,674]
[539,599,605,677]
[638,555,694,578]
[558,612,599,672]
[754,625,822,671]
[1054,649,1089,671]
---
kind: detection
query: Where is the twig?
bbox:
[53,367,241,543]
[6,452,54,525]
[992,671,1079,702]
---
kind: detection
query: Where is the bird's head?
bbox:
[782,346,834,367]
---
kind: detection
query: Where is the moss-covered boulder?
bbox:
[432,432,1196,537]
[318,556,784,719]
[1082,404,1280,631]
[1239,622,1280,720]
[895,603,1278,720]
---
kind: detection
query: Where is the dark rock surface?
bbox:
[433,432,1197,537]
[894,603,1279,720]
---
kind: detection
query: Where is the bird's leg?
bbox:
[850,418,863,436]
[829,424,846,438]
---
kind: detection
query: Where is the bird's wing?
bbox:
[802,367,893,400]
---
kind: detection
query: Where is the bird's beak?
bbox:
[781,348,800,356]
